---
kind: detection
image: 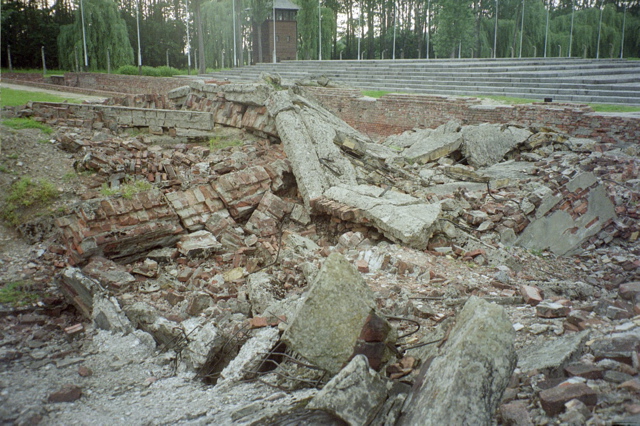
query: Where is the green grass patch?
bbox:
[1,87,85,107]
[1,177,59,225]
[2,117,54,134]
[100,179,153,199]
[208,136,243,151]
[0,281,40,306]
[588,104,640,113]
[0,165,7,173]
[361,90,394,98]
[480,95,536,104]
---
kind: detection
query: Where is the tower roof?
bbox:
[274,0,301,11]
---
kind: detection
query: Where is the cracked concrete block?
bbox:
[57,267,105,319]
[281,253,376,375]
[324,185,441,250]
[219,83,273,106]
[218,327,280,384]
[518,331,590,377]
[462,124,532,168]
[399,297,516,425]
[177,230,223,258]
[517,175,616,256]
[307,355,389,426]
[92,295,133,334]
[403,133,463,164]
[181,317,223,371]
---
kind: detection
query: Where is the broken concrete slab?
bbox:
[181,317,223,371]
[246,272,281,316]
[218,326,280,385]
[323,185,441,250]
[82,257,136,291]
[57,267,105,318]
[461,124,532,168]
[92,295,133,334]
[281,253,377,376]
[403,132,463,164]
[124,302,184,348]
[517,330,590,377]
[177,230,223,258]
[517,172,616,256]
[399,296,516,425]
[307,355,389,426]
[219,83,273,107]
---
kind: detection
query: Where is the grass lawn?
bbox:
[1,87,85,107]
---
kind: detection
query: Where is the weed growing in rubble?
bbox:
[0,165,7,173]
[0,281,39,306]
[208,137,242,151]
[2,118,53,135]
[1,177,59,225]
[100,179,152,199]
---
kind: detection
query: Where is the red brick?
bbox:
[539,383,597,416]
[519,285,543,306]
[48,384,82,403]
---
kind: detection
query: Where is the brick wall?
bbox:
[305,88,640,146]
[65,73,187,95]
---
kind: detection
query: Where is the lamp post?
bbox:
[358,0,362,60]
[568,0,575,57]
[392,0,396,60]
[272,1,276,63]
[518,0,524,58]
[426,0,430,59]
[318,0,322,60]
[493,0,498,58]
[136,0,142,74]
[232,0,237,67]
[543,0,549,57]
[620,2,627,58]
[596,0,604,59]
[186,0,192,75]
[80,0,88,70]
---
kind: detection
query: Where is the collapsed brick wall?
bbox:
[305,88,640,146]
[64,73,187,95]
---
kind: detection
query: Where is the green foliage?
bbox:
[1,177,59,225]
[589,103,640,113]
[100,179,153,199]
[57,0,134,71]
[296,0,335,60]
[115,65,184,76]
[432,0,475,58]
[208,137,243,151]
[2,118,53,134]
[0,281,40,306]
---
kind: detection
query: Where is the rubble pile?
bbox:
[1,79,640,425]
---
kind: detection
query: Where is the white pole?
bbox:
[426,0,430,59]
[596,0,604,59]
[80,0,88,69]
[232,0,237,67]
[518,0,524,58]
[568,0,574,57]
[272,2,276,63]
[186,1,192,74]
[136,0,142,72]
[544,0,549,57]
[358,0,362,60]
[392,0,396,60]
[318,0,322,60]
[620,2,626,59]
[493,0,498,58]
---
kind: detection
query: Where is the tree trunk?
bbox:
[194,0,206,73]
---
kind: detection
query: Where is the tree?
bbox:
[432,0,474,58]
[57,0,134,70]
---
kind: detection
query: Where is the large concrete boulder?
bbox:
[403,132,463,164]
[307,355,389,426]
[461,124,532,168]
[399,296,516,425]
[281,253,377,375]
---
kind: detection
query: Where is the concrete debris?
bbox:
[3,77,639,425]
[307,355,389,426]
[517,331,590,377]
[281,253,378,375]
[517,172,617,256]
[218,326,280,385]
[399,297,516,425]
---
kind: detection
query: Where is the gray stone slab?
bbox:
[518,331,590,377]
[403,132,463,164]
[281,253,376,376]
[307,355,389,426]
[324,184,441,250]
[399,297,516,425]
[461,124,532,168]
[219,327,280,384]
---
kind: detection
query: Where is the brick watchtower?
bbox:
[255,0,300,63]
